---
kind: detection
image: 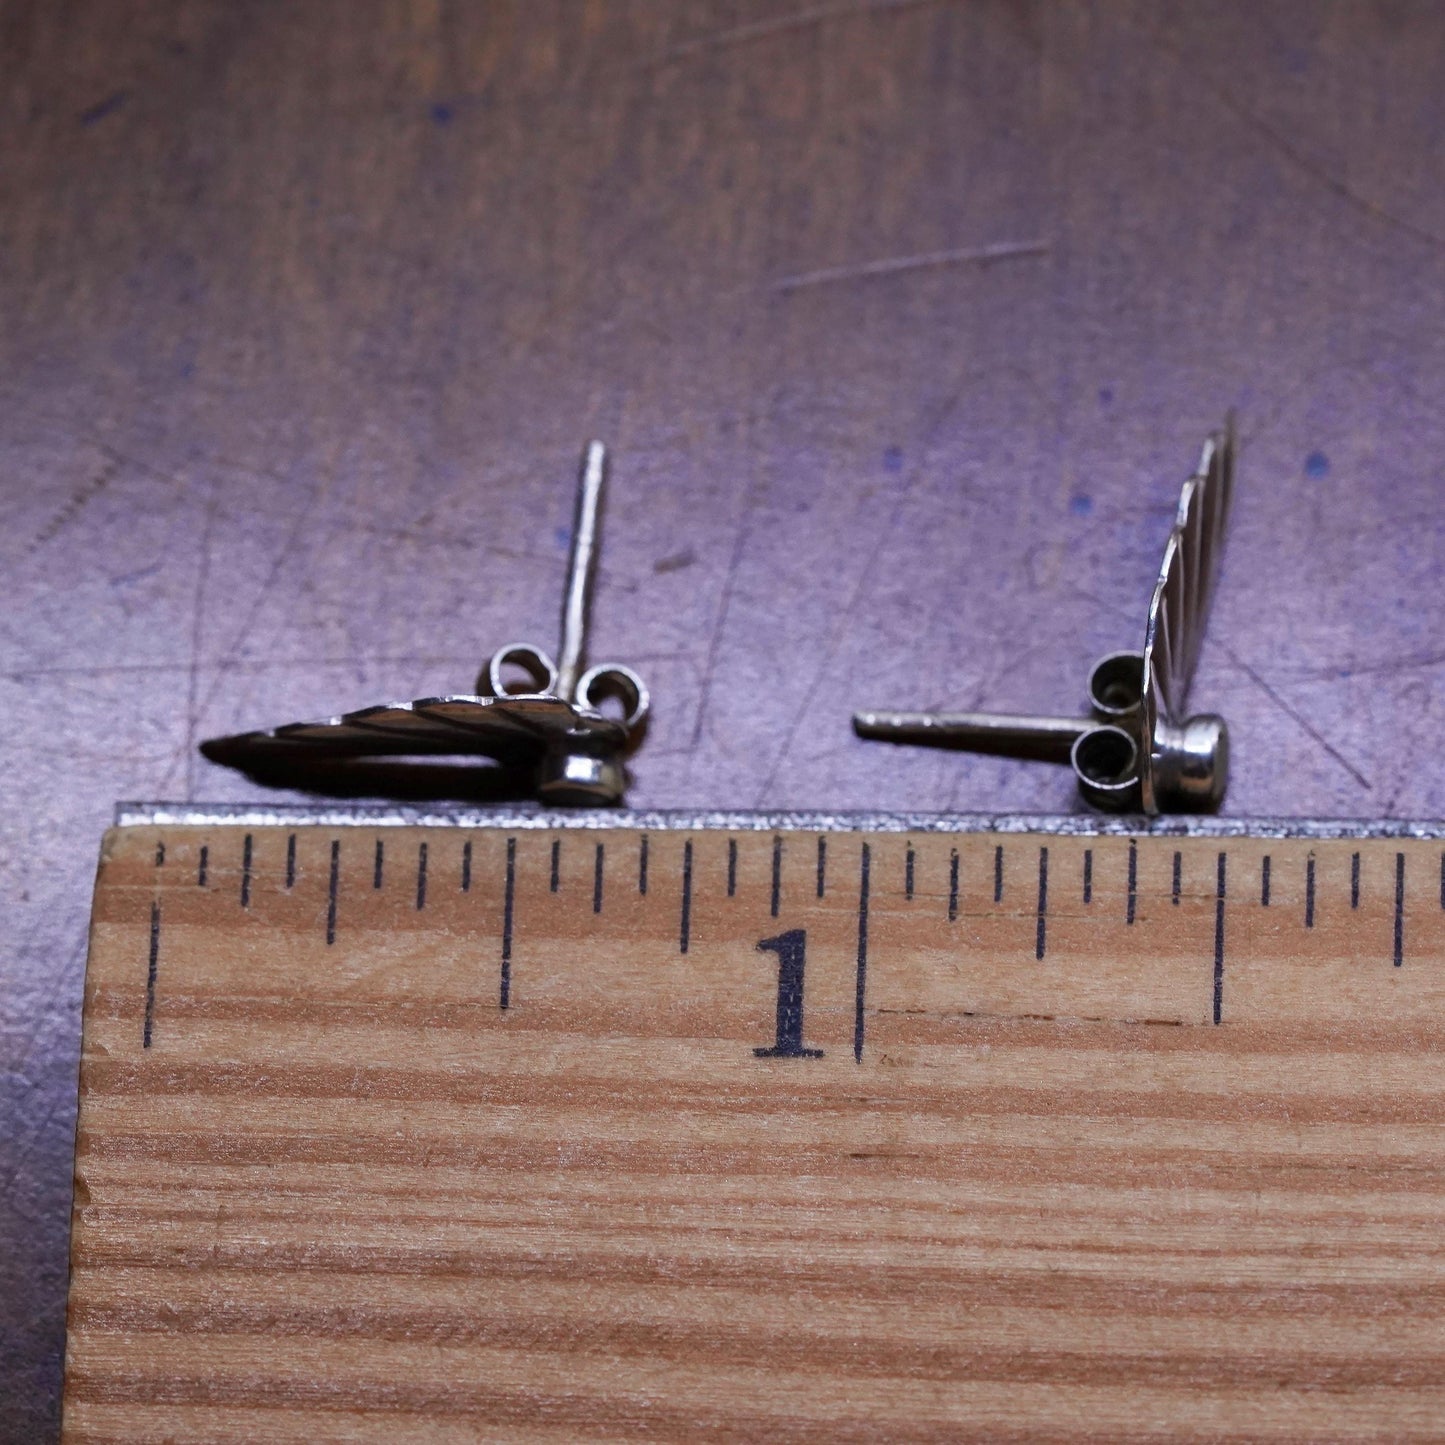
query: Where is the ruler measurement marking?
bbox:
[1126,840,1138,924]
[240,833,253,909]
[816,836,827,898]
[196,845,208,888]
[142,901,161,1049]
[854,842,871,1063]
[549,839,561,893]
[755,930,821,1059]
[500,837,516,1009]
[326,840,339,946]
[373,840,384,891]
[123,829,1443,1047]
[1394,853,1405,967]
[1082,848,1092,904]
[727,839,737,898]
[1035,846,1048,961]
[679,841,694,954]
[1213,851,1227,1025]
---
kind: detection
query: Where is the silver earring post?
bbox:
[204,441,649,805]
[854,418,1235,814]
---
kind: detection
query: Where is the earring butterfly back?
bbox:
[202,441,649,805]
[854,418,1235,814]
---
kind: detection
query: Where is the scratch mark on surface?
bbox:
[653,548,696,575]
[1220,643,1372,791]
[186,457,338,768]
[109,561,163,588]
[1146,26,1445,254]
[26,454,122,553]
[645,0,945,70]
[181,492,218,801]
[691,472,759,748]
[753,385,970,805]
[773,241,1049,294]
[5,647,699,684]
[1279,649,1445,683]
[79,91,127,127]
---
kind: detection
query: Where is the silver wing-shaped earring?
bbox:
[854,418,1235,814]
[202,442,648,806]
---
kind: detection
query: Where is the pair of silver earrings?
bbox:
[203,421,1235,815]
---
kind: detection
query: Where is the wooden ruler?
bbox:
[65,814,1445,1442]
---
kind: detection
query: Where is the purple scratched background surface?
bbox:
[2,1,1443,1436]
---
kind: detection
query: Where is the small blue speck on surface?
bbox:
[1305,450,1329,479]
[1098,387,1114,406]
[429,102,454,125]
[554,526,571,551]
[1070,494,1093,516]
[882,445,904,473]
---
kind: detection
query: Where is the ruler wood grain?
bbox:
[65,824,1445,1442]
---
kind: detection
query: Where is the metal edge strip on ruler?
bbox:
[116,802,1445,841]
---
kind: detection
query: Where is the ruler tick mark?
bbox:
[197,845,208,888]
[416,842,428,910]
[1213,851,1227,1025]
[1082,848,1093,904]
[1036,846,1048,961]
[154,841,165,868]
[638,835,649,896]
[994,845,1004,903]
[680,840,694,954]
[1305,855,1316,928]
[240,833,253,909]
[373,839,384,890]
[593,843,605,914]
[285,833,296,890]
[905,844,915,901]
[854,843,871,1063]
[500,837,516,1008]
[816,836,827,898]
[326,840,339,946]
[948,848,959,921]
[1261,854,1271,907]
[1126,840,1137,925]
[727,838,737,898]
[1394,852,1405,967]
[1351,851,1360,910]
[771,835,783,918]
[1171,850,1181,906]
[143,901,160,1048]
[461,840,472,893]
[550,838,560,893]
[1440,851,1444,911]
